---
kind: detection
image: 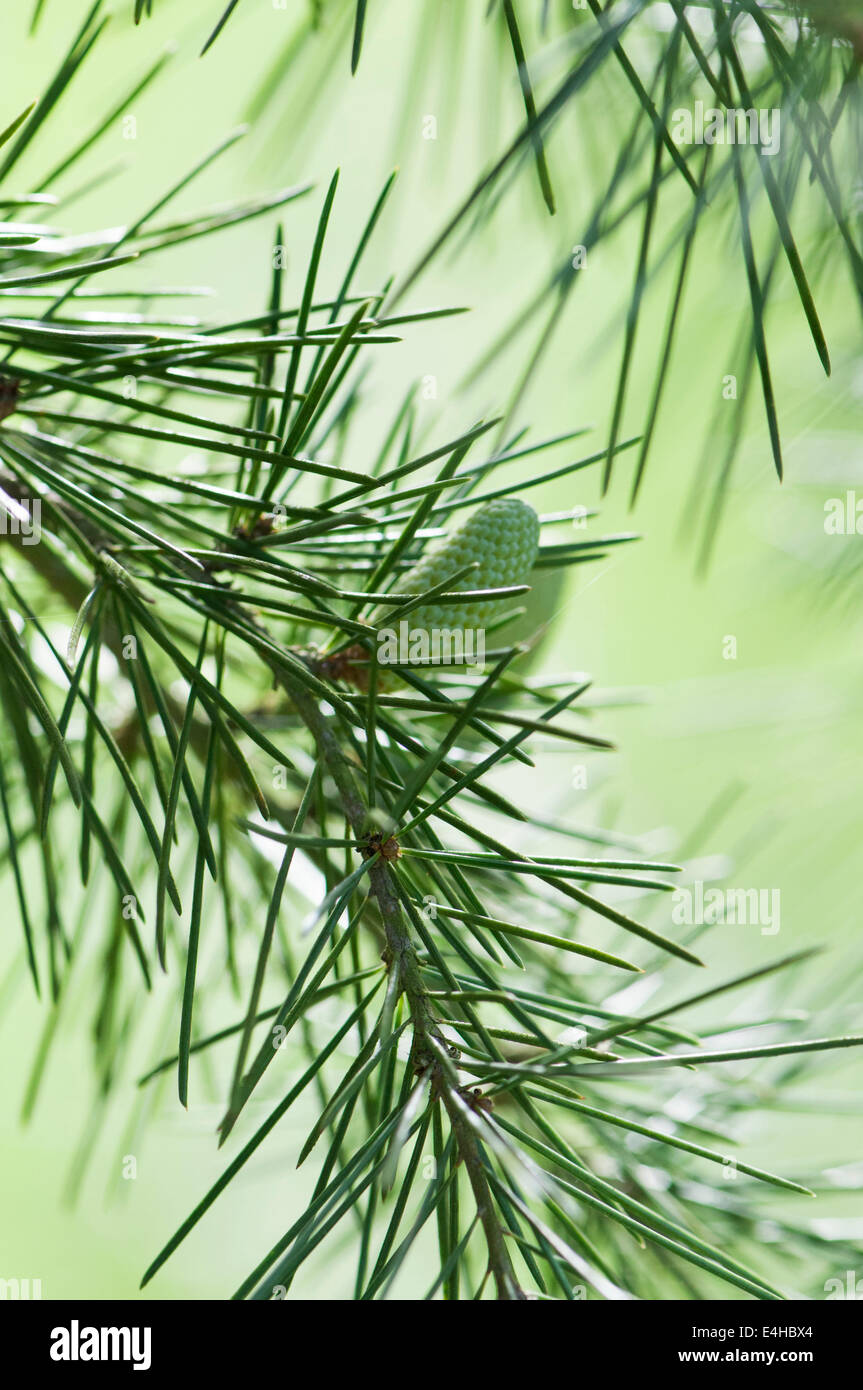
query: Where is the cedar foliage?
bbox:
[1,0,861,1299]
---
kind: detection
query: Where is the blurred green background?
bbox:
[1,0,861,1298]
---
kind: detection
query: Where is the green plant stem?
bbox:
[438,1081,522,1300]
[277,664,521,1299]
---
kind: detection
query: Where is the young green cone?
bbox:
[382,497,540,634]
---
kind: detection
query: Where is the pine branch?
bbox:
[1,6,861,1302]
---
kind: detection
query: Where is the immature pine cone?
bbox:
[381,497,540,633]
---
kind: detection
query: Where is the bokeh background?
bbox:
[1,0,861,1298]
